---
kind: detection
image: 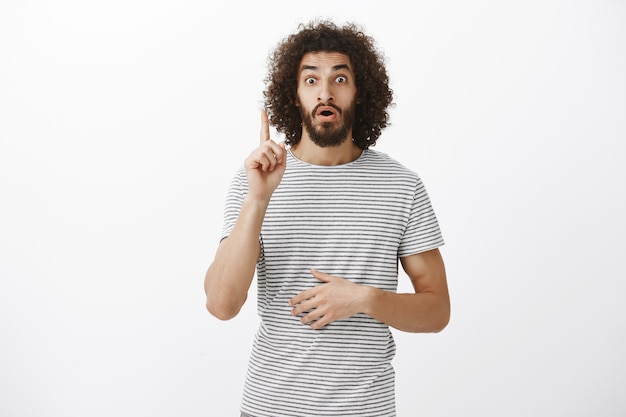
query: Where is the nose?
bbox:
[318,81,334,102]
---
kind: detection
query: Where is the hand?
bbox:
[289,269,371,330]
[244,110,287,201]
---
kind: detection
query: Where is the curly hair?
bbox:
[263,19,394,150]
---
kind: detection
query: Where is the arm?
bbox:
[365,248,450,332]
[203,198,265,320]
[289,248,450,333]
[204,111,286,320]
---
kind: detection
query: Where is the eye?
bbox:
[305,77,316,85]
[336,75,347,83]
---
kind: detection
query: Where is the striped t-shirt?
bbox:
[221,148,444,417]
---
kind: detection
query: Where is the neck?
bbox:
[291,135,362,166]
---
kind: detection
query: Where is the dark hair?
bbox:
[263,19,394,150]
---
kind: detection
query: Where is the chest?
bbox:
[261,173,414,253]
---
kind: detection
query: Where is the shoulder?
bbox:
[225,165,248,192]
[361,149,421,181]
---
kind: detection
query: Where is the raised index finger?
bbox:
[260,110,270,145]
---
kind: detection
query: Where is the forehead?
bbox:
[298,51,353,72]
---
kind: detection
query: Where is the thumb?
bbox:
[277,141,287,164]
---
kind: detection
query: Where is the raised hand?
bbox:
[243,110,287,202]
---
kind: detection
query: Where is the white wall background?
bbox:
[1,1,624,416]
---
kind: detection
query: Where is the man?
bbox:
[204,19,450,417]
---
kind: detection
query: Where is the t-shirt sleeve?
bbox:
[397,176,445,257]
[220,167,247,241]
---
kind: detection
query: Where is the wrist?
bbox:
[243,193,272,207]
[360,285,380,316]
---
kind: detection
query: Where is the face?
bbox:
[295,52,357,147]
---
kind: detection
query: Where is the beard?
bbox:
[298,100,356,148]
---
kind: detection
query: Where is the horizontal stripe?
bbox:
[222,148,443,417]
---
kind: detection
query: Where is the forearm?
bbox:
[204,196,269,320]
[363,287,450,333]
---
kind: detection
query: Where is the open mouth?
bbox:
[315,105,339,120]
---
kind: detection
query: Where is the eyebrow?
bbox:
[300,64,351,73]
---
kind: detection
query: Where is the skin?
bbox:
[204,52,450,333]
